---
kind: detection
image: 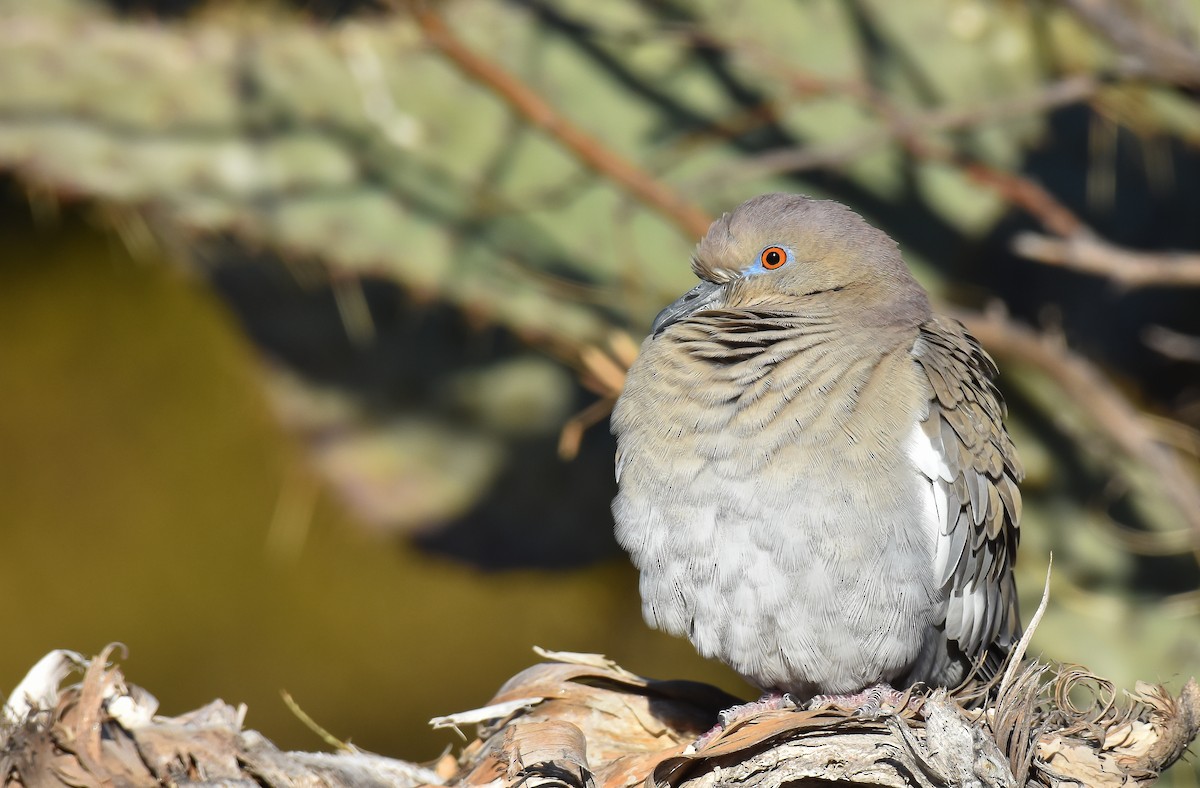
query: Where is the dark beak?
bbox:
[651,280,723,336]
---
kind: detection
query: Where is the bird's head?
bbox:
[652,193,928,335]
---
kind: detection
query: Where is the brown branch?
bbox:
[690,74,1093,238]
[411,4,1107,272]
[706,71,1124,187]
[558,396,616,460]
[682,27,1135,132]
[914,71,1136,132]
[950,305,1200,544]
[407,3,713,240]
[694,138,1086,238]
[697,128,890,183]
[1062,0,1200,88]
[956,161,1085,237]
[1013,231,1200,288]
[675,27,1179,248]
[557,334,639,460]
[1144,325,1200,362]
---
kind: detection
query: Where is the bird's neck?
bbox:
[725,279,931,332]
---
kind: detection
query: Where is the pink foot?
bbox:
[807,683,907,716]
[689,692,798,751]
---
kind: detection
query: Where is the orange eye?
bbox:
[760,246,786,269]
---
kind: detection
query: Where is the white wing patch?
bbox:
[906,421,953,579]
[906,420,992,650]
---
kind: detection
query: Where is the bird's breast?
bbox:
[611,316,942,693]
[623,316,925,470]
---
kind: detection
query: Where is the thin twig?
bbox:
[1143,325,1200,362]
[999,556,1052,701]
[951,305,1200,544]
[915,71,1140,133]
[1093,514,1196,557]
[406,3,712,239]
[1062,0,1200,88]
[281,690,353,752]
[578,343,630,397]
[703,70,1128,187]
[558,396,616,460]
[957,161,1084,237]
[558,335,638,460]
[676,27,1174,244]
[691,89,1089,237]
[1140,412,1200,459]
[1013,232,1200,288]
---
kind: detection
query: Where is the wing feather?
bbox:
[911,315,1023,668]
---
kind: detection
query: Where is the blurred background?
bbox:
[1,0,1198,782]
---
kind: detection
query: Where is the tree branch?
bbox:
[406,3,713,239]
[1013,231,1200,288]
[1062,0,1200,89]
[699,69,1133,189]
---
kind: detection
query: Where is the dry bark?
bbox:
[2,646,1196,788]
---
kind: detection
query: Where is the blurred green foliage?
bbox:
[0,0,1198,782]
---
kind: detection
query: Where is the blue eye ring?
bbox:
[760,246,786,269]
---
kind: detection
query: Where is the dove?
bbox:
[611,193,1022,709]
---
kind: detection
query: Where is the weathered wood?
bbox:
[1,647,1196,787]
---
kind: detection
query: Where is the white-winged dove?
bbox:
[612,193,1022,704]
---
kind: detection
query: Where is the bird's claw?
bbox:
[807,683,908,717]
[690,692,799,752]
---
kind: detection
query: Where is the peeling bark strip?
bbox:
[1,649,1196,787]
